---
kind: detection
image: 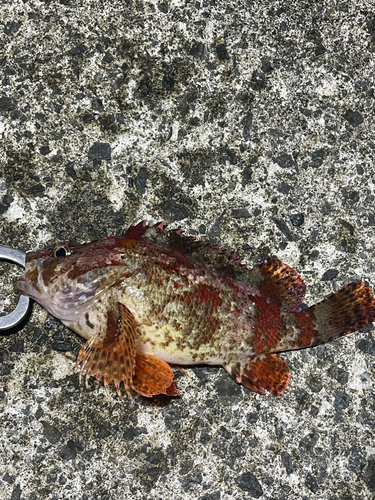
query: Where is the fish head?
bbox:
[15,238,131,321]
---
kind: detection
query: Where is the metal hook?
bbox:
[0,244,30,330]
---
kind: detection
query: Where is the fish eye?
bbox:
[54,245,71,258]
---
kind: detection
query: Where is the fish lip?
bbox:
[14,274,35,299]
[14,273,26,292]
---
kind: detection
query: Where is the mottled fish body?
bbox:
[16,221,375,398]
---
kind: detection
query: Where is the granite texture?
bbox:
[1,0,375,498]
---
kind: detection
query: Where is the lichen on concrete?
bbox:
[1,0,375,498]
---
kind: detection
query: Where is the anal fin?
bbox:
[226,353,291,396]
[132,354,179,397]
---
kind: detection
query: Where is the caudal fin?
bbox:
[294,281,375,348]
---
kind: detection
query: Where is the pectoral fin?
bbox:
[76,302,138,397]
[225,353,290,396]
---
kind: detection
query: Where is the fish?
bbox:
[15,220,375,398]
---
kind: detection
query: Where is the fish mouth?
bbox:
[15,273,26,292]
[14,262,44,300]
[15,273,36,299]
[14,257,47,300]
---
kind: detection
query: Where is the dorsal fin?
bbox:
[123,220,166,241]
[123,221,248,273]
[123,220,199,249]
[247,257,306,312]
[122,223,305,311]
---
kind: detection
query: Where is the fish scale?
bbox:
[14,221,375,398]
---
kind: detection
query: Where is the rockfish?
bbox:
[15,221,375,398]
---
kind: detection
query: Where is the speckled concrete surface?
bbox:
[1,0,375,498]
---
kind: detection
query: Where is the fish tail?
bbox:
[291,281,375,349]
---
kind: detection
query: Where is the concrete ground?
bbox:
[1,0,375,498]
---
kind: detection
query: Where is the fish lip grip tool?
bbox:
[0,244,30,330]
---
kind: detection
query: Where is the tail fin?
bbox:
[294,282,375,348]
